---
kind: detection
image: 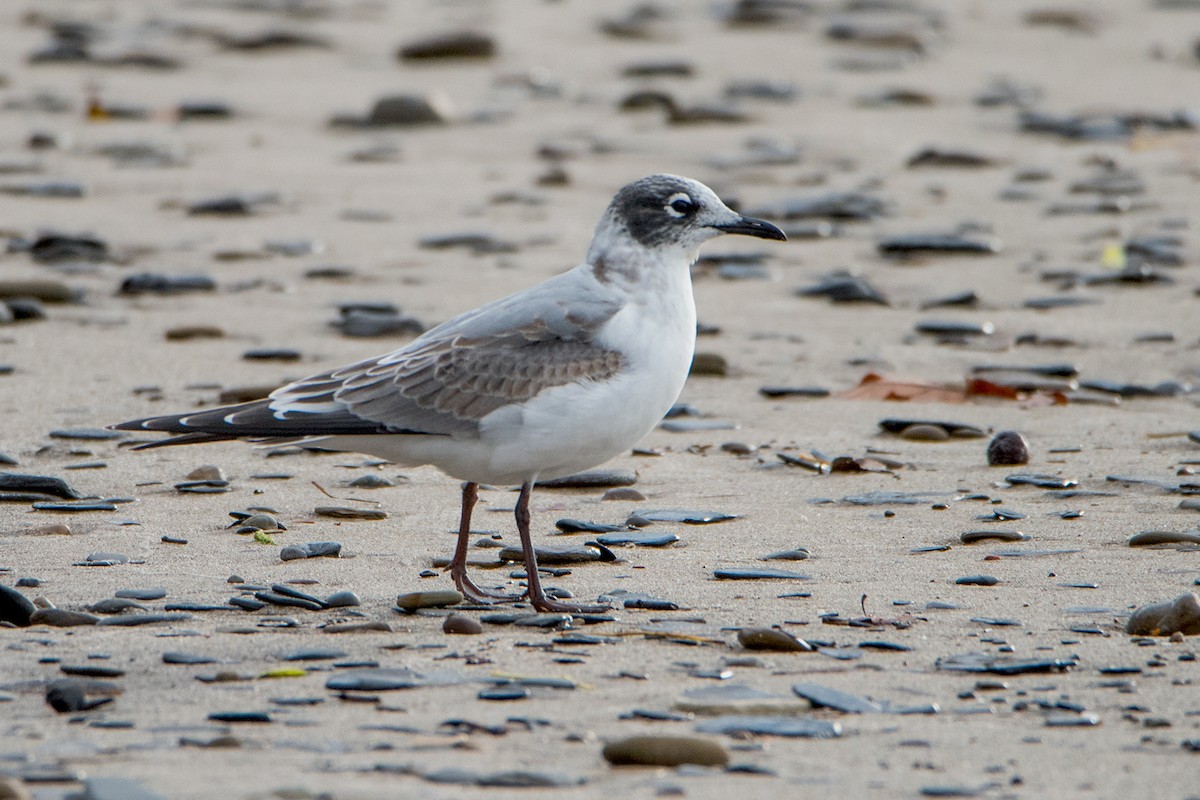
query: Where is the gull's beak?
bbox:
[711,215,787,241]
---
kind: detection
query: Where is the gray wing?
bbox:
[114,266,627,442]
[309,267,626,435]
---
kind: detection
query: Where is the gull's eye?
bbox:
[664,192,697,219]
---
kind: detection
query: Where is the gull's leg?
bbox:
[515,480,609,614]
[447,481,520,602]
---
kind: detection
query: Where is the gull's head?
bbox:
[591,174,786,261]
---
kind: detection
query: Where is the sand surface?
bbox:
[2,1,1200,798]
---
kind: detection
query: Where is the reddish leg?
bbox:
[515,480,609,614]
[446,481,521,603]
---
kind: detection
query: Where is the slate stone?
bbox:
[694,715,842,738]
[792,682,882,713]
[0,584,35,626]
[714,568,811,580]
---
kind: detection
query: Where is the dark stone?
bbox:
[0,472,80,499]
[0,584,36,626]
[119,273,216,295]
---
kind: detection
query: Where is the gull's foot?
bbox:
[450,569,523,604]
[528,593,611,615]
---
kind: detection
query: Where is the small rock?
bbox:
[737,627,813,652]
[314,506,387,520]
[987,431,1030,465]
[443,613,483,635]
[186,465,226,481]
[323,591,361,608]
[1126,592,1200,636]
[900,423,951,442]
[395,590,463,612]
[0,585,36,626]
[280,542,342,561]
[602,735,729,767]
[398,31,496,60]
[690,352,728,376]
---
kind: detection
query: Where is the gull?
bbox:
[112,174,786,612]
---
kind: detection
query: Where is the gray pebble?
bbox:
[280,541,342,561]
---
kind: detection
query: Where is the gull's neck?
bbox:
[586,221,697,296]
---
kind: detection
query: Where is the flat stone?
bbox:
[0,474,81,501]
[715,568,811,581]
[694,715,842,738]
[95,613,193,627]
[314,506,387,520]
[792,682,883,713]
[0,585,36,626]
[115,588,166,601]
[29,608,99,626]
[602,735,729,767]
[395,590,463,611]
[280,541,342,561]
[738,627,813,652]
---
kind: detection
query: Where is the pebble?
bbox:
[880,419,986,439]
[988,430,1030,465]
[694,715,842,738]
[162,652,216,665]
[761,548,810,561]
[556,518,625,534]
[334,308,424,338]
[38,501,118,513]
[792,682,883,713]
[915,319,995,338]
[395,590,463,612]
[326,669,422,691]
[0,472,80,499]
[324,591,361,608]
[253,592,324,611]
[314,506,387,520]
[332,94,453,128]
[0,585,36,626]
[1126,592,1200,636]
[347,474,396,489]
[629,509,737,525]
[45,683,111,713]
[443,613,483,635]
[478,684,529,701]
[879,233,1002,257]
[1127,530,1200,547]
[955,575,999,586]
[737,627,812,652]
[89,598,147,614]
[602,736,729,767]
[714,568,810,581]
[96,613,193,627]
[595,531,679,547]
[936,653,1075,675]
[759,385,830,398]
[538,469,637,488]
[119,273,216,295]
[398,31,496,60]
[498,544,602,564]
[796,272,889,304]
[602,487,646,501]
[960,530,1027,544]
[208,711,270,723]
[280,541,342,561]
[115,587,166,601]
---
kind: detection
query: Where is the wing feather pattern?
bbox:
[111,267,627,446]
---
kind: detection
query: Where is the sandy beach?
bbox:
[2,1,1200,798]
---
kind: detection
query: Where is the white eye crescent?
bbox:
[664,192,697,218]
